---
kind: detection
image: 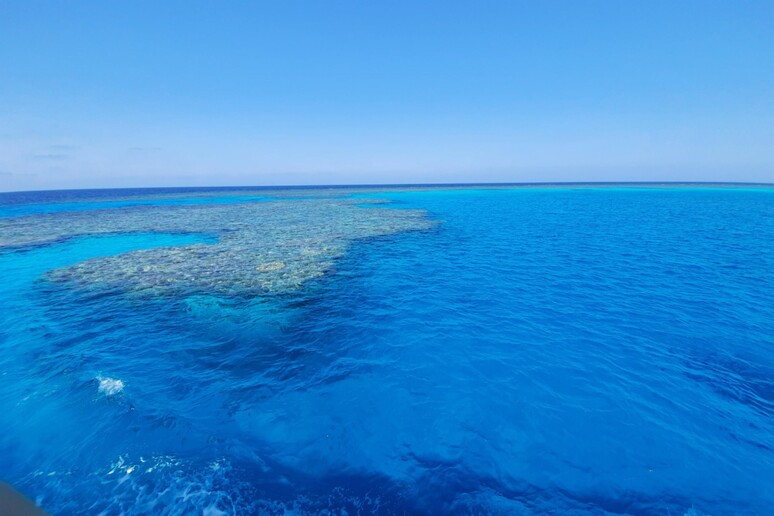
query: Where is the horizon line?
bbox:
[2,180,773,196]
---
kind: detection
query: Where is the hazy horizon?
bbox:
[2,1,773,192]
[4,179,774,196]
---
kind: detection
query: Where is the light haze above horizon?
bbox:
[1,1,773,192]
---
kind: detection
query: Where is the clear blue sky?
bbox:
[1,1,772,191]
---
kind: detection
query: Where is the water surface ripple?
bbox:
[0,185,772,515]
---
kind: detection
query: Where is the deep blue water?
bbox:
[0,185,772,514]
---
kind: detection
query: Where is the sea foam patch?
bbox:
[96,376,125,396]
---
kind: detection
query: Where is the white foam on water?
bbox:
[96,376,125,396]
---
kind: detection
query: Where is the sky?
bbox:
[1,1,773,191]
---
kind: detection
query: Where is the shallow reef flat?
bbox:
[0,197,435,296]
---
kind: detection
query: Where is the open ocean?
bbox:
[0,184,772,515]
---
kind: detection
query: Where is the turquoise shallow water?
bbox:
[0,185,772,514]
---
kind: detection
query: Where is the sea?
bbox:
[0,183,772,515]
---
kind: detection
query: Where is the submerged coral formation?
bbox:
[0,197,434,296]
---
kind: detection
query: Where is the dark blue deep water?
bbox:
[0,185,772,515]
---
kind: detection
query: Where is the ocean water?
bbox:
[0,185,772,515]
